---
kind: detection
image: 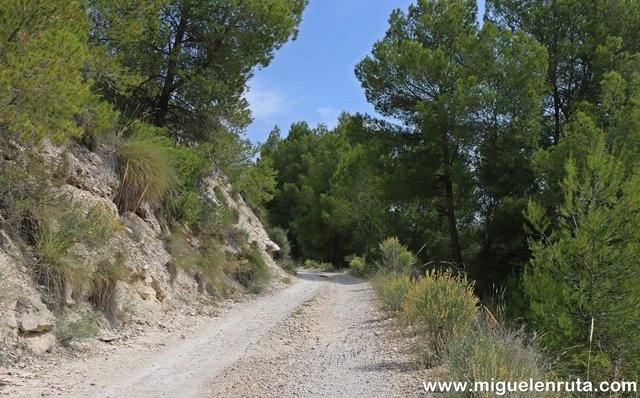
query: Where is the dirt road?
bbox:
[1,271,426,397]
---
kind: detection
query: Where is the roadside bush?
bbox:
[174,190,204,226]
[404,269,479,365]
[34,202,92,304]
[166,144,213,225]
[376,237,416,274]
[115,122,179,211]
[0,149,65,235]
[347,255,363,274]
[303,259,333,271]
[266,226,291,260]
[371,272,412,314]
[236,244,271,293]
[348,255,377,277]
[266,226,297,274]
[277,258,298,274]
[197,240,234,298]
[445,324,555,398]
[197,199,241,244]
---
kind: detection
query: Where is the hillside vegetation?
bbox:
[0,0,304,349]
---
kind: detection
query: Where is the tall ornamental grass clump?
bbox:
[34,199,119,305]
[115,122,179,211]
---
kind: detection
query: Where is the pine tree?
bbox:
[1,1,96,143]
[87,0,306,143]
[524,130,640,380]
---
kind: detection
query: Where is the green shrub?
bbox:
[303,259,333,271]
[371,272,412,313]
[115,122,179,211]
[166,144,214,225]
[278,258,298,274]
[196,200,240,243]
[445,325,555,398]
[348,255,374,277]
[83,202,123,243]
[266,226,291,260]
[376,237,416,274]
[167,230,201,270]
[55,308,100,346]
[34,202,92,303]
[173,144,213,191]
[75,99,120,150]
[236,244,271,293]
[0,148,65,234]
[404,269,479,365]
[348,255,365,276]
[174,190,204,226]
[266,226,297,274]
[197,241,234,298]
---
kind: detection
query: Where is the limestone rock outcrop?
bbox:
[0,141,283,351]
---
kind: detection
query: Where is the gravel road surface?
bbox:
[1,271,427,397]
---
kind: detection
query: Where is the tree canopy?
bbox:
[261,0,640,381]
[87,0,305,143]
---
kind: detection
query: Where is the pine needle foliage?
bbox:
[524,131,640,380]
[0,1,94,143]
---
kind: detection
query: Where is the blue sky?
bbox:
[244,0,485,144]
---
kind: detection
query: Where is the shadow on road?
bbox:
[293,270,366,286]
[292,270,329,282]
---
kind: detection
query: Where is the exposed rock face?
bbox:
[0,237,56,351]
[202,170,283,277]
[16,298,55,333]
[0,141,283,351]
[64,145,120,200]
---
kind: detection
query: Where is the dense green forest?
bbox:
[261,0,640,384]
[1,0,639,389]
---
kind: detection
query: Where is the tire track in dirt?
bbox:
[203,272,425,398]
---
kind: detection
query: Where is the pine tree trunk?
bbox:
[154,6,189,127]
[440,129,464,268]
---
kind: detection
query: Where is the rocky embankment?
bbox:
[0,141,282,354]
